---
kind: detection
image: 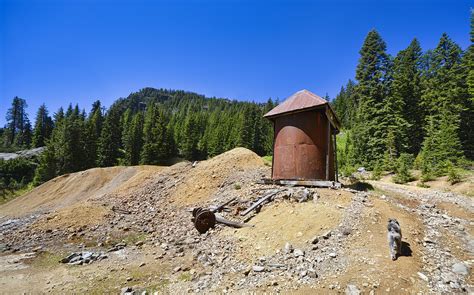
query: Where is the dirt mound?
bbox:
[0,166,163,218]
[225,189,353,259]
[171,147,265,205]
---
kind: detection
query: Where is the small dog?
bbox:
[387,218,402,260]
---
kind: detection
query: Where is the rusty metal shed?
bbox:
[264,89,341,181]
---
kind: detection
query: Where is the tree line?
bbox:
[1,88,276,185]
[332,14,473,182]
[1,13,472,191]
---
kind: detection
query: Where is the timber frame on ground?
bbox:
[259,178,342,189]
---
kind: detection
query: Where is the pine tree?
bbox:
[123,112,144,165]
[140,103,168,164]
[389,39,423,154]
[4,96,31,148]
[32,104,54,147]
[33,143,56,184]
[84,100,104,168]
[239,104,256,150]
[262,98,275,155]
[467,10,474,101]
[97,106,122,167]
[55,104,87,173]
[352,30,392,168]
[420,33,466,169]
[458,45,474,159]
[181,112,201,161]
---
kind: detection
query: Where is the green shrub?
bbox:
[446,161,462,185]
[393,153,413,184]
[371,161,382,180]
[420,162,434,183]
[413,153,423,170]
[341,165,356,177]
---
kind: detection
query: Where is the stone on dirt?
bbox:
[61,251,107,265]
[345,284,360,295]
[452,262,469,275]
[417,272,429,282]
[293,249,304,257]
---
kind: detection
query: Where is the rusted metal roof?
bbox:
[264,89,341,131]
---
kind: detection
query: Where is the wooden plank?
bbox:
[215,214,253,228]
[326,117,330,180]
[334,132,338,183]
[259,178,341,188]
[240,190,280,216]
[210,197,236,213]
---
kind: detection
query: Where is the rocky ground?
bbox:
[0,148,472,294]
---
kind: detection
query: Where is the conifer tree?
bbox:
[123,112,144,165]
[389,39,423,154]
[181,112,201,161]
[467,10,474,100]
[262,98,276,155]
[4,96,31,148]
[239,104,257,150]
[33,143,56,184]
[140,103,168,164]
[57,104,87,173]
[97,106,122,167]
[352,30,392,167]
[32,104,54,147]
[420,34,466,169]
[84,100,104,168]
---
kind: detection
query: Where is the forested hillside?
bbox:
[332,19,473,183]
[1,89,276,189]
[1,14,473,194]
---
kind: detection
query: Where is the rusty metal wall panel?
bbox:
[272,110,335,181]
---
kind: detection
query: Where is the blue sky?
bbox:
[0,0,471,125]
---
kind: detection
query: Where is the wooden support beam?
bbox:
[333,132,338,183]
[326,117,330,180]
[259,178,341,189]
[240,189,280,216]
[215,214,253,228]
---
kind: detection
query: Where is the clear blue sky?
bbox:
[0,0,471,126]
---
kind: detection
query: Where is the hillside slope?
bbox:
[0,165,163,218]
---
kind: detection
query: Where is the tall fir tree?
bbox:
[4,96,31,148]
[352,30,392,168]
[467,10,474,101]
[97,106,122,167]
[84,100,104,168]
[123,112,144,165]
[140,103,169,164]
[181,112,201,161]
[389,39,423,155]
[32,104,54,147]
[420,33,466,168]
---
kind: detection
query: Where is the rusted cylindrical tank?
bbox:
[271,110,335,180]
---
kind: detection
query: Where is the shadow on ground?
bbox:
[401,241,413,257]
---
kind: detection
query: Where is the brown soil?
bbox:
[171,147,264,206]
[0,166,163,218]
[32,202,109,232]
[320,197,428,293]
[224,190,352,260]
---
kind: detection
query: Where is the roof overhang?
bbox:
[264,103,341,133]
